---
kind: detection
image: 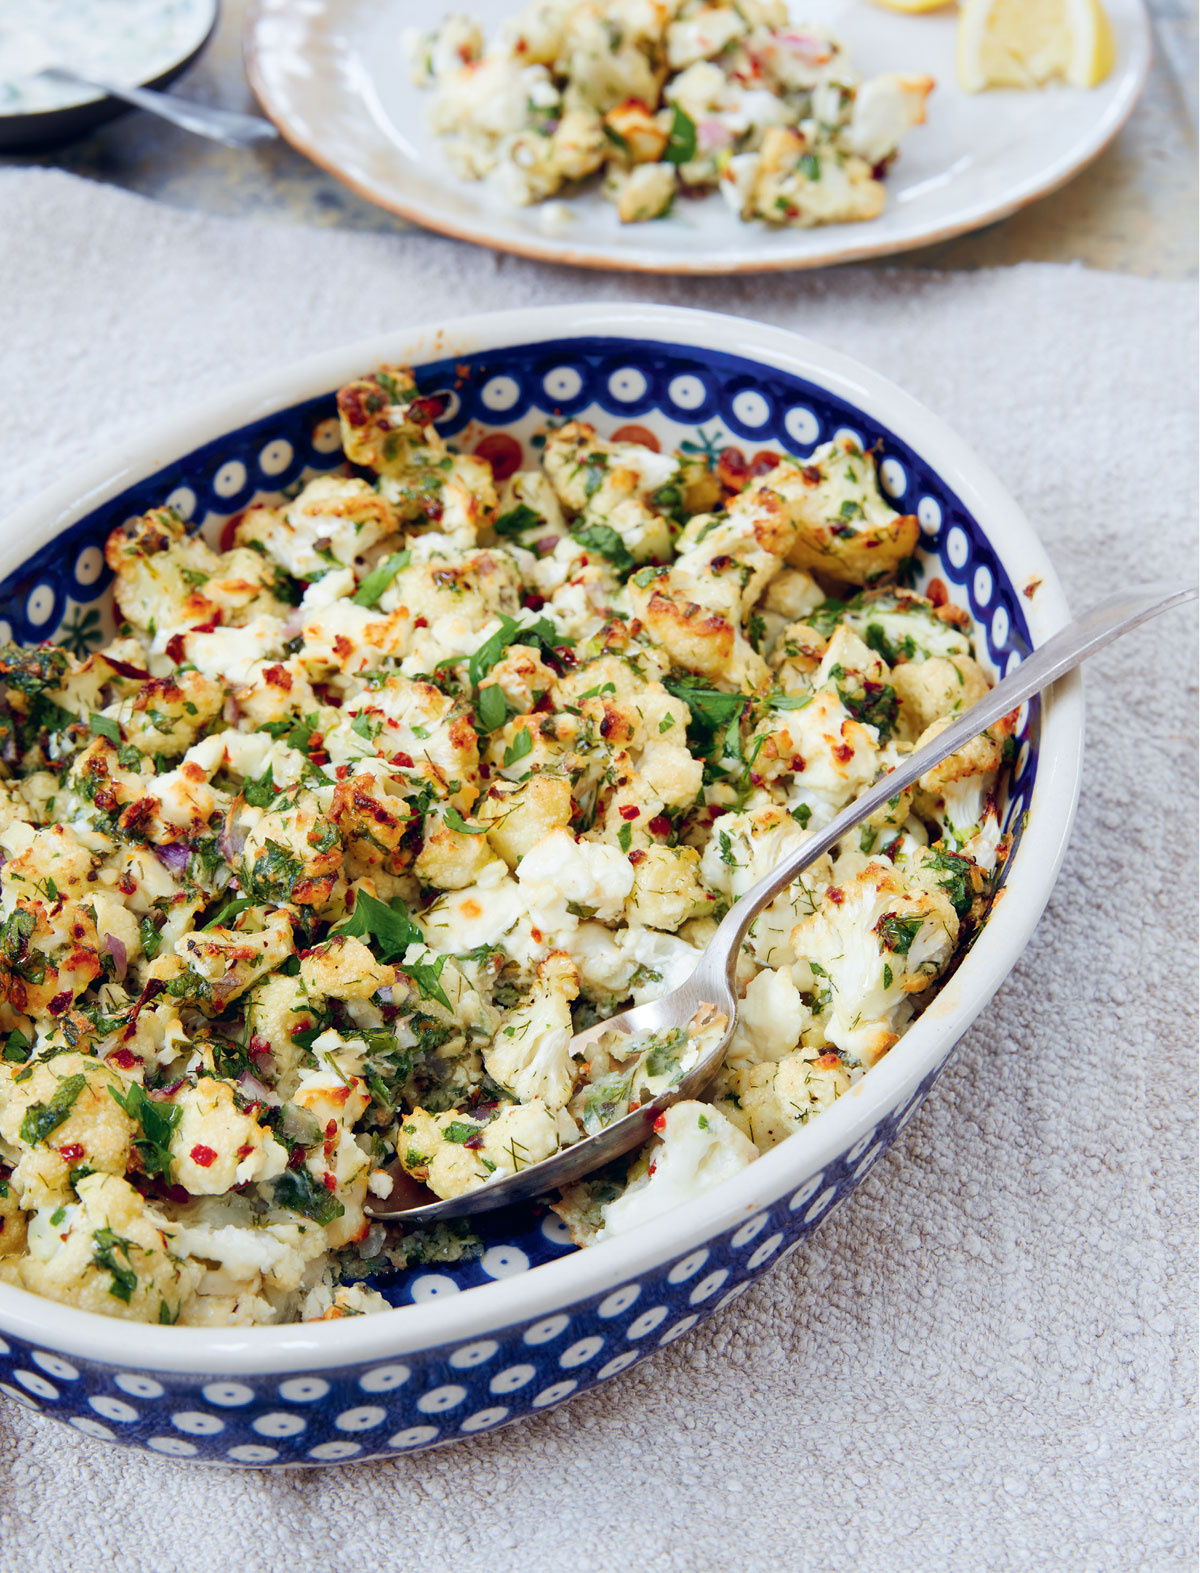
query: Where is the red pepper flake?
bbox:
[392,751,414,768]
[825,885,844,905]
[48,990,72,1017]
[629,849,647,866]
[717,447,748,492]
[58,1143,84,1163]
[107,1048,138,1070]
[335,764,350,780]
[790,754,806,772]
[190,1145,217,1168]
[414,616,429,630]
[322,1172,338,1193]
[523,592,546,612]
[189,614,222,634]
[926,576,949,608]
[748,449,782,479]
[652,1114,666,1133]
[531,927,543,943]
[833,742,854,764]
[619,805,639,821]
[236,1144,255,1159]
[648,815,671,837]
[474,432,523,482]
[164,632,187,665]
[801,465,822,486]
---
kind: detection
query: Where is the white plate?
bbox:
[245,0,1150,274]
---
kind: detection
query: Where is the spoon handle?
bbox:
[41,67,278,147]
[708,581,1197,976]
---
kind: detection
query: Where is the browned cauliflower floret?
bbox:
[0,1052,137,1208]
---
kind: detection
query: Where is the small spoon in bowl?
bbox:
[367,581,1196,1225]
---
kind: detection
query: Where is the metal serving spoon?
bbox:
[2,27,278,148]
[367,581,1196,1225]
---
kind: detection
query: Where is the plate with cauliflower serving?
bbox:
[245,0,1148,272]
[0,307,1082,1465]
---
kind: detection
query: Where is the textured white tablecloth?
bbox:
[0,168,1195,1573]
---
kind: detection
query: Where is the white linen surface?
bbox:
[0,167,1195,1573]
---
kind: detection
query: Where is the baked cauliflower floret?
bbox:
[589,1101,757,1242]
[0,1173,200,1324]
[484,952,580,1109]
[477,773,575,868]
[169,1076,289,1196]
[626,845,713,931]
[790,856,959,1066]
[0,1051,137,1208]
[782,438,920,586]
[117,669,227,757]
[397,1099,561,1199]
[716,1047,852,1151]
[300,934,397,1003]
[517,828,635,925]
[174,909,296,1010]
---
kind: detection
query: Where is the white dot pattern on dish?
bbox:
[0,1383,37,1409]
[481,375,521,412]
[833,426,863,449]
[14,1370,56,1401]
[805,1187,838,1223]
[26,586,54,626]
[918,496,942,533]
[667,1249,709,1284]
[416,1384,467,1414]
[258,438,294,476]
[460,1406,509,1433]
[279,1377,329,1403]
[992,607,1011,649]
[171,1411,225,1436]
[880,458,907,498]
[450,1341,499,1370]
[0,623,11,645]
[789,1175,823,1211]
[854,1143,883,1179]
[659,1314,699,1347]
[540,1213,574,1246]
[202,1381,254,1407]
[784,406,820,445]
[667,374,706,410]
[165,485,197,519]
[410,1273,460,1301]
[309,1441,362,1461]
[213,459,247,499]
[73,547,104,587]
[608,367,647,402]
[597,1285,640,1318]
[31,1352,78,1382]
[147,1436,197,1457]
[480,1245,530,1279]
[689,1269,730,1305]
[489,1364,536,1395]
[746,1234,784,1270]
[252,1413,307,1438]
[532,1380,577,1409]
[89,1395,138,1423]
[946,526,969,569]
[523,1314,570,1346]
[731,1213,768,1247]
[559,1337,604,1370]
[359,1364,410,1393]
[597,1351,639,1380]
[626,1307,669,1340]
[714,1283,752,1313]
[68,1417,114,1441]
[115,1373,163,1398]
[973,566,993,606]
[228,1445,279,1464]
[389,1426,439,1450]
[334,1406,386,1432]
[543,367,582,401]
[846,1131,874,1164]
[312,417,342,453]
[731,390,770,428]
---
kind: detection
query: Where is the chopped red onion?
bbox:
[154,842,190,875]
[237,1070,280,1107]
[103,933,128,983]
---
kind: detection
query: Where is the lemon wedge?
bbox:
[957,0,1116,91]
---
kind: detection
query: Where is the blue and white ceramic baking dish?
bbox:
[0,304,1082,1467]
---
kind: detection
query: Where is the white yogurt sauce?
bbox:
[0,0,214,115]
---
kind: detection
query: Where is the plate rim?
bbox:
[0,302,1084,1371]
[242,0,1150,275]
